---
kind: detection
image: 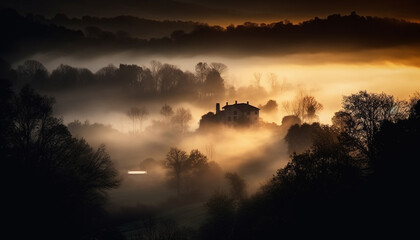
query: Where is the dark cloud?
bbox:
[190,0,420,21]
[2,0,420,23]
[0,0,243,21]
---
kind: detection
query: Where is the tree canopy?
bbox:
[2,84,120,239]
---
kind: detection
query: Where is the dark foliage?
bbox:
[258,99,278,113]
[163,148,223,200]
[284,122,323,154]
[367,100,420,235]
[1,82,121,239]
[200,191,236,240]
[11,59,226,103]
[201,94,420,239]
[3,9,420,62]
[50,14,204,39]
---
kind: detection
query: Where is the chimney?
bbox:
[226,102,228,106]
[247,101,249,105]
[216,103,220,113]
[235,100,237,104]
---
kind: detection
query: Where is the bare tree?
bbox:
[138,106,149,132]
[150,60,162,91]
[4,86,120,238]
[171,107,192,134]
[127,107,140,133]
[127,106,148,133]
[16,60,49,86]
[195,62,209,83]
[184,149,209,193]
[282,101,292,115]
[267,72,278,91]
[205,144,215,162]
[160,104,174,122]
[164,148,189,197]
[333,90,410,160]
[163,148,209,197]
[253,72,262,87]
[302,95,323,122]
[210,62,227,74]
[283,91,323,123]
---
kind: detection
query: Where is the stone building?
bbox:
[215,101,259,125]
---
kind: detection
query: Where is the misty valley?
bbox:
[1,3,420,240]
[2,58,419,239]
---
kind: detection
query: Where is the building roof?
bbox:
[222,103,259,111]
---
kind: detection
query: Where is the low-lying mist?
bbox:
[67,118,290,209]
[5,55,420,214]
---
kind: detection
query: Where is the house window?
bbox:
[254,111,257,114]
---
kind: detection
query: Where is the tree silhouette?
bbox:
[210,62,227,74]
[333,90,409,161]
[285,123,323,154]
[200,191,236,240]
[203,69,224,98]
[137,106,149,132]
[3,86,120,239]
[163,148,211,198]
[171,107,192,134]
[259,99,278,113]
[164,148,189,197]
[231,125,364,239]
[195,62,209,83]
[127,107,140,133]
[16,59,49,88]
[283,92,323,123]
[281,115,301,130]
[160,104,174,122]
[253,72,262,86]
[127,106,148,133]
[225,172,247,202]
[150,60,162,91]
[302,95,323,122]
[184,149,210,193]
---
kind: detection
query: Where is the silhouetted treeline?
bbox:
[10,59,226,101]
[200,91,420,239]
[0,78,122,239]
[50,14,205,39]
[3,8,420,62]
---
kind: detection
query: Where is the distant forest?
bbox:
[3,75,419,239]
[1,59,226,101]
[2,8,420,63]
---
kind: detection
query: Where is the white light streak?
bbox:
[128,170,147,175]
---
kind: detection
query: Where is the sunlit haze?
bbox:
[2,2,419,238]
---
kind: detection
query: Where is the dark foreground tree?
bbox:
[333,90,409,161]
[200,191,236,240]
[2,85,120,239]
[231,126,366,239]
[368,100,420,235]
